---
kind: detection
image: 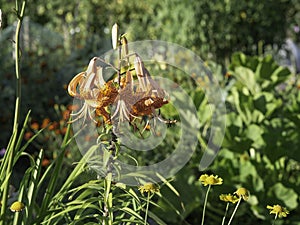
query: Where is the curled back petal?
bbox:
[68,72,85,97]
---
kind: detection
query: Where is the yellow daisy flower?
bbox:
[234,187,250,201]
[219,194,239,204]
[267,204,289,218]
[138,183,159,194]
[199,174,223,186]
[10,201,25,212]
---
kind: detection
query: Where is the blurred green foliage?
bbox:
[215,53,300,224]
[1,0,299,145]
[1,0,298,57]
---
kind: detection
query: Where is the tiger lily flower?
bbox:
[131,55,168,117]
[68,54,170,129]
[68,57,117,124]
[111,70,138,123]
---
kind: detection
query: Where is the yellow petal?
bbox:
[10,201,25,212]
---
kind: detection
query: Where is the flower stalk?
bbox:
[13,0,26,135]
[221,203,229,225]
[227,187,250,225]
[144,192,150,225]
[0,1,26,223]
[102,172,113,225]
[201,184,211,225]
[219,193,239,225]
[227,197,242,225]
[138,183,159,225]
[272,214,278,225]
[198,174,223,225]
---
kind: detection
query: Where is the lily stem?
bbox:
[13,0,26,133]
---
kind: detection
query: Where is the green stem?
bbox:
[221,203,230,225]
[258,40,264,56]
[227,198,242,225]
[0,1,26,223]
[144,192,150,225]
[103,173,113,225]
[201,185,211,225]
[272,214,278,225]
[13,0,26,133]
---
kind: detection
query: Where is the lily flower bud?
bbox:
[0,9,2,29]
[111,23,119,50]
[121,35,129,56]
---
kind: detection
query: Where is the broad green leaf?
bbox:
[269,183,298,209]
[244,124,263,142]
[234,66,260,94]
[255,55,277,80]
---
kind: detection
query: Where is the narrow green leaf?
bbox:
[120,207,144,221]
[26,149,44,223]
[156,173,179,197]
[147,211,167,225]
[15,110,31,152]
